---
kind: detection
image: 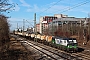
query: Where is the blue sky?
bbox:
[6,0,90,31]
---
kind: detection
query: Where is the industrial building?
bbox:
[39,14,89,36]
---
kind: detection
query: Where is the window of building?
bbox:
[58,21,62,25]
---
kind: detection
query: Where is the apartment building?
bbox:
[39,16,57,34]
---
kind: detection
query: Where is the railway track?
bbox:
[40,43,90,60]
[20,40,67,60]
[36,41,90,60]
[16,38,81,60]
[12,35,90,60]
[71,52,90,60]
[23,38,90,60]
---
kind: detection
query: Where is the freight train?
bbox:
[14,31,78,52]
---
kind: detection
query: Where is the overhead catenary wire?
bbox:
[57,0,90,13]
[40,0,90,15]
[60,0,90,13]
[26,20,34,27]
[38,0,63,15]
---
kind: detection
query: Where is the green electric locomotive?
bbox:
[51,36,78,52]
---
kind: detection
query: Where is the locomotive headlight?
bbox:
[68,45,69,47]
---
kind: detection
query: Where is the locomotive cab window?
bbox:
[68,40,73,43]
[73,40,77,43]
[60,40,62,43]
[64,40,66,43]
[68,40,77,43]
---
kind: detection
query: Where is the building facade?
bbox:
[48,17,88,36]
[39,16,57,34]
[54,14,68,18]
[39,14,89,36]
[36,24,40,33]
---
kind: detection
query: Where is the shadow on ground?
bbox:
[0,49,31,60]
[77,47,84,52]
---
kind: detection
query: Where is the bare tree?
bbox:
[0,0,15,14]
[0,0,14,51]
[87,13,90,41]
[0,15,10,51]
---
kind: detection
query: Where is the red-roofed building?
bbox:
[40,16,57,34]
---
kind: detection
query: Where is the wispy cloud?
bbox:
[8,17,34,30]
[9,0,20,11]
[9,0,13,3]
[14,4,20,11]
[8,18,23,22]
[26,3,69,14]
[81,11,88,14]
[8,17,34,23]
[26,0,90,15]
[19,0,31,8]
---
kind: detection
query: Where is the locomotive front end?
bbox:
[67,38,78,52]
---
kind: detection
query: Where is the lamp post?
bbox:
[83,18,88,45]
[23,19,25,36]
[26,20,34,40]
[34,13,37,42]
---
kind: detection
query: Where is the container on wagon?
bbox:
[31,34,35,38]
[47,36,53,42]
